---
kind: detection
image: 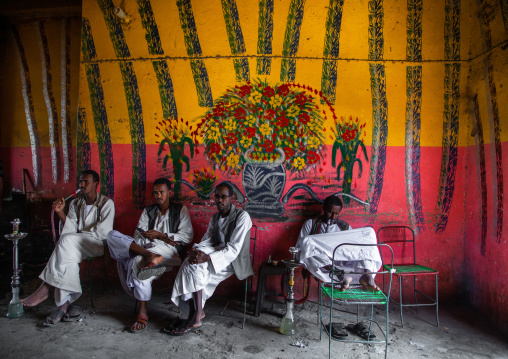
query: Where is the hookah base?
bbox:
[7,302,24,319]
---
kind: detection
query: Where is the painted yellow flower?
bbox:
[307,136,320,149]
[287,105,300,117]
[259,123,271,136]
[269,94,282,108]
[208,126,221,141]
[224,119,237,132]
[240,137,252,148]
[226,152,240,168]
[244,115,256,127]
[293,157,305,170]
[249,91,263,104]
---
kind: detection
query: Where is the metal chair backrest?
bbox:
[330,242,394,292]
[377,226,416,267]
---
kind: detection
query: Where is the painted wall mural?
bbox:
[2,0,508,329]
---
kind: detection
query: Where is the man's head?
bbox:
[214,183,234,215]
[322,195,343,223]
[153,178,173,208]
[79,170,100,196]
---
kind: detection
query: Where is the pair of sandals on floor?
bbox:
[327,322,376,340]
[130,314,204,335]
[43,305,83,327]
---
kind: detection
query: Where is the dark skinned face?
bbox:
[153,183,171,208]
[79,174,98,197]
[323,204,342,223]
[214,186,232,215]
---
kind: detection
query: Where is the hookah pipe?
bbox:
[51,189,81,244]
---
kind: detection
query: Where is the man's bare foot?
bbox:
[359,273,380,291]
[140,252,163,270]
[21,282,50,307]
[340,275,353,291]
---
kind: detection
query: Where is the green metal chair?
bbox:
[377,225,439,327]
[319,243,394,359]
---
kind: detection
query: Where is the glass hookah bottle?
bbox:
[280,247,300,335]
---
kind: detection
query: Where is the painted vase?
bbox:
[242,148,286,217]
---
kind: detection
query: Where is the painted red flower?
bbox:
[276,114,290,127]
[299,113,310,125]
[209,143,221,154]
[238,85,252,97]
[245,127,256,138]
[295,93,307,106]
[307,151,320,164]
[263,140,275,152]
[225,133,238,145]
[277,84,290,96]
[263,86,275,98]
[234,107,246,120]
[263,108,276,120]
[213,106,225,117]
[283,147,295,158]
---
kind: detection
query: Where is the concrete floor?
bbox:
[1,286,507,359]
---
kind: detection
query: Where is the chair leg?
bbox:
[242,279,247,329]
[89,260,94,309]
[413,275,418,310]
[435,274,439,327]
[399,276,403,327]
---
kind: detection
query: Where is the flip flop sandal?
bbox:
[135,264,166,281]
[62,305,83,322]
[43,309,66,327]
[130,314,149,333]
[346,322,376,340]
[331,322,348,338]
[167,322,202,337]
[163,318,184,333]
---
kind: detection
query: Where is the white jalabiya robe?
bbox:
[39,193,115,306]
[171,209,252,314]
[107,205,194,301]
[295,220,380,283]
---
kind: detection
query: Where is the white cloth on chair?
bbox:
[298,227,382,283]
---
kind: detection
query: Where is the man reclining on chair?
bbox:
[295,195,379,291]
[107,178,194,333]
[167,183,252,336]
[22,170,115,325]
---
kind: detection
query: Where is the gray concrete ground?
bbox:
[1,286,507,359]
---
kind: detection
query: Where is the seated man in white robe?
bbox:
[22,170,115,325]
[167,183,252,336]
[107,177,193,333]
[296,195,379,290]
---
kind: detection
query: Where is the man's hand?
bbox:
[52,197,66,213]
[143,230,166,241]
[188,248,211,264]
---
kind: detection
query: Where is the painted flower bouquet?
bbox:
[331,116,369,203]
[194,79,328,175]
[156,117,197,197]
[190,167,217,198]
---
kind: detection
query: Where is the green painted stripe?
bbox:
[406,0,422,61]
[256,0,274,75]
[177,0,213,106]
[321,0,344,102]
[368,0,384,61]
[222,0,250,81]
[444,0,460,61]
[137,0,178,118]
[98,0,147,208]
[281,0,305,82]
